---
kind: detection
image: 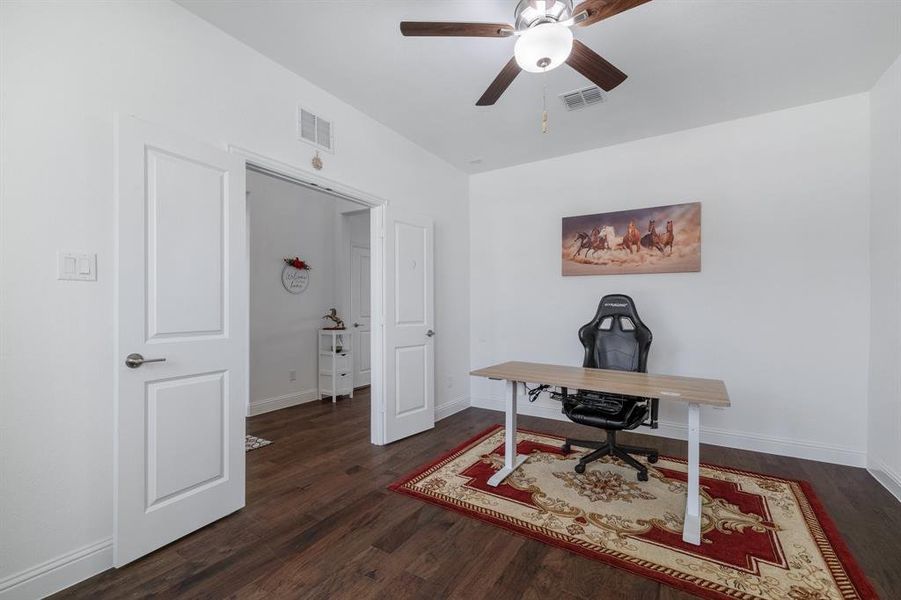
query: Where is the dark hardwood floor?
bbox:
[54,389,901,599]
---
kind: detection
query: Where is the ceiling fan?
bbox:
[400,0,651,106]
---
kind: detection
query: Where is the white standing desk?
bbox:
[470,361,730,546]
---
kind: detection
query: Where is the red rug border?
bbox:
[388,424,878,600]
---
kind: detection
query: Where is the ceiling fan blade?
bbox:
[574,0,652,28]
[566,40,627,91]
[476,57,522,106]
[400,21,514,37]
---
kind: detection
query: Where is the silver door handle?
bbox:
[125,353,167,369]
[353,322,361,328]
[426,329,435,337]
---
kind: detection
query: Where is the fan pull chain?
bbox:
[541,72,549,134]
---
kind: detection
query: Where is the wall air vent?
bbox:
[298,107,334,152]
[559,86,607,111]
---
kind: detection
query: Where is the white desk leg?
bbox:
[487,380,529,487]
[682,402,702,545]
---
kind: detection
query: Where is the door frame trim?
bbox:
[228,145,389,445]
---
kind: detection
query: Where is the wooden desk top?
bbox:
[470,361,730,407]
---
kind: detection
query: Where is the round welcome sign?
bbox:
[282,263,310,294]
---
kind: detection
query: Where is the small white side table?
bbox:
[318,329,353,403]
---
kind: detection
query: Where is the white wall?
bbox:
[470,94,871,468]
[248,170,338,415]
[0,1,469,596]
[867,53,901,501]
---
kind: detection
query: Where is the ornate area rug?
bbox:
[389,425,876,600]
[245,434,272,452]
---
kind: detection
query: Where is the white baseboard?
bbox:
[470,396,867,468]
[868,457,901,503]
[435,395,470,421]
[248,388,320,416]
[0,538,112,600]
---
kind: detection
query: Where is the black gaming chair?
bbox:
[561,294,659,481]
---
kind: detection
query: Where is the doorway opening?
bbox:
[236,148,436,448]
[246,165,371,426]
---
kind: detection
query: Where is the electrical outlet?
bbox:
[289,370,297,382]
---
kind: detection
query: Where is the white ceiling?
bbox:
[178,0,901,174]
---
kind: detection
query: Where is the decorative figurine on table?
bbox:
[322,308,345,330]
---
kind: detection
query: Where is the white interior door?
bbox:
[115,117,247,566]
[382,209,435,443]
[351,245,371,388]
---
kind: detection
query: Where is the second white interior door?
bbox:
[351,244,371,387]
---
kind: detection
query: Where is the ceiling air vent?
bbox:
[560,86,607,111]
[298,107,334,152]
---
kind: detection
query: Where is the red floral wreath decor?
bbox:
[284,257,311,270]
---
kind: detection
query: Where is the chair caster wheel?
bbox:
[647,453,658,464]
[637,471,649,482]
[574,463,586,474]
[561,444,571,454]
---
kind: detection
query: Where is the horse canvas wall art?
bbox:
[562,202,701,276]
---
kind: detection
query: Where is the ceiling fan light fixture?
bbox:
[514,22,573,73]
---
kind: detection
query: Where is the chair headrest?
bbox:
[582,294,651,340]
[595,294,643,321]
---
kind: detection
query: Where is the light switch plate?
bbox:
[58,251,97,281]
